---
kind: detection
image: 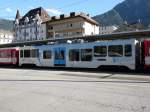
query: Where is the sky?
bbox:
[0,0,124,20]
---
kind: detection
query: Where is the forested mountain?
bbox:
[93,0,150,26]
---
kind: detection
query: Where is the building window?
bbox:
[94,46,107,57]
[70,24,73,27]
[108,45,123,57]
[49,26,53,30]
[76,32,82,35]
[81,49,92,61]
[55,33,60,38]
[26,32,29,37]
[63,32,68,37]
[43,50,51,59]
[69,49,80,61]
[125,45,132,57]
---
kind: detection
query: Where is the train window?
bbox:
[20,50,23,58]
[108,45,123,57]
[12,52,16,57]
[145,46,149,54]
[0,50,11,58]
[24,50,30,58]
[0,52,2,58]
[43,50,51,59]
[69,49,80,61]
[125,45,132,57]
[94,46,107,57]
[81,49,92,61]
[31,49,39,58]
[0,51,3,58]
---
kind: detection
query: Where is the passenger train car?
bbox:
[0,47,19,65]
[19,39,137,70]
[0,38,150,70]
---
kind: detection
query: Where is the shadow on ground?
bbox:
[0,79,149,83]
[0,65,149,75]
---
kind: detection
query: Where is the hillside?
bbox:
[92,9,123,26]
[93,0,150,26]
[0,19,14,31]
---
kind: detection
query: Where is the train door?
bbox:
[54,47,66,66]
[11,50,17,65]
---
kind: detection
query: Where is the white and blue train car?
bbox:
[19,46,53,67]
[19,39,138,70]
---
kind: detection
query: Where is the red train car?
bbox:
[0,48,19,66]
[143,40,150,69]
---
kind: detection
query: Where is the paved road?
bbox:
[0,68,150,112]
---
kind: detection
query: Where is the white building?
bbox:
[46,12,100,39]
[14,7,50,42]
[0,30,14,44]
[99,25,118,34]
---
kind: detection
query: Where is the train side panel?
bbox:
[144,41,150,69]
[19,46,54,67]
[66,39,137,70]
[0,48,19,66]
[18,39,137,70]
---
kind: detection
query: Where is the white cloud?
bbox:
[46,8,62,15]
[5,8,12,13]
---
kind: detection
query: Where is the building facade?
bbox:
[14,7,50,42]
[0,30,14,44]
[14,7,100,42]
[99,26,118,34]
[46,12,99,39]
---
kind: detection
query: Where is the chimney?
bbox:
[87,14,90,17]
[51,16,56,20]
[60,14,65,19]
[70,12,75,17]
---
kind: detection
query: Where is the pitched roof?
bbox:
[44,12,99,26]
[19,7,50,25]
[15,10,21,20]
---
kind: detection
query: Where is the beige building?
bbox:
[46,12,99,39]
[0,30,14,44]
